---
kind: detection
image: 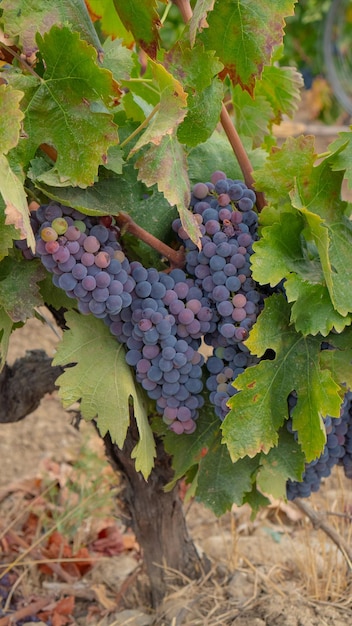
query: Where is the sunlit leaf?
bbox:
[53,311,155,478]
[0,155,35,252]
[223,295,342,462]
[0,84,24,154]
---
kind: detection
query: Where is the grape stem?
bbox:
[171,0,266,211]
[220,105,266,210]
[115,212,186,268]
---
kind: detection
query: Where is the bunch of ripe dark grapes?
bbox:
[18,170,352,499]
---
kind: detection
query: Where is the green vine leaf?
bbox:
[256,428,306,498]
[292,159,352,318]
[177,78,223,147]
[156,401,220,491]
[232,86,274,147]
[328,132,352,190]
[188,130,266,184]
[101,37,136,83]
[8,26,119,187]
[0,307,15,372]
[199,0,296,95]
[189,0,215,47]
[257,65,303,123]
[0,256,45,322]
[197,435,259,516]
[165,40,224,92]
[222,294,342,463]
[287,278,351,337]
[0,0,102,55]
[112,0,162,59]
[253,135,317,206]
[53,311,155,479]
[129,61,188,156]
[320,327,352,391]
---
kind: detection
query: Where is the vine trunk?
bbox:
[103,414,208,607]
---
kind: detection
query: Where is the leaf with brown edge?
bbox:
[199,0,295,95]
[1,0,102,56]
[113,0,163,59]
[189,0,216,47]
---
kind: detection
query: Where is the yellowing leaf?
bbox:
[0,84,24,154]
[53,311,155,478]
[130,61,188,155]
[0,155,35,252]
[135,133,202,246]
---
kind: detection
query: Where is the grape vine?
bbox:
[2,0,352,523]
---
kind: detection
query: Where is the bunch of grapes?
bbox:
[26,203,208,434]
[286,392,350,500]
[172,170,262,419]
[106,264,205,434]
[20,203,134,318]
[24,170,265,435]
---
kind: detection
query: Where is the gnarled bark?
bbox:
[0,350,63,423]
[103,415,209,608]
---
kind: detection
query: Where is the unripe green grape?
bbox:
[52,217,68,235]
[73,219,86,233]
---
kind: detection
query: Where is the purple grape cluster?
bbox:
[173,170,260,347]
[172,170,262,419]
[286,393,350,500]
[22,171,265,434]
[205,344,258,420]
[339,391,352,479]
[20,203,134,318]
[26,203,207,434]
[106,264,205,434]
